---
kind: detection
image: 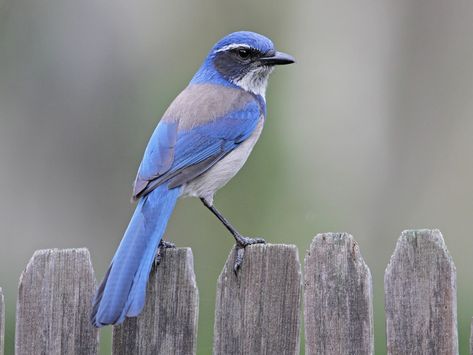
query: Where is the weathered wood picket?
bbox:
[15,249,98,354]
[385,230,457,354]
[304,233,373,354]
[0,287,4,355]
[214,245,301,354]
[0,229,467,354]
[112,248,198,354]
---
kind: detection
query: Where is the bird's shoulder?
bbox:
[161,83,263,129]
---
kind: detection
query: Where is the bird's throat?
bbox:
[232,67,273,100]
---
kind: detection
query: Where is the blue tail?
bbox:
[91,185,181,327]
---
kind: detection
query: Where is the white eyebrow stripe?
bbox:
[214,43,252,53]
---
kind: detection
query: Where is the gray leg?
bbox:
[201,198,266,272]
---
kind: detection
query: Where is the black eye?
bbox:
[237,48,250,59]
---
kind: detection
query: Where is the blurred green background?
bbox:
[1,0,472,353]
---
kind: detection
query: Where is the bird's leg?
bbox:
[155,239,176,266]
[200,198,266,273]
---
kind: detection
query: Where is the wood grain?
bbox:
[15,248,98,355]
[0,287,4,355]
[385,229,457,355]
[470,318,473,355]
[112,247,198,355]
[213,244,301,355]
[304,233,374,355]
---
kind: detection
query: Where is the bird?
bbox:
[91,31,295,327]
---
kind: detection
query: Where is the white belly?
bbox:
[182,117,264,205]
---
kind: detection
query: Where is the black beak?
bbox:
[259,51,295,66]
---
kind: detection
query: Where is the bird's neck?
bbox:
[231,66,272,100]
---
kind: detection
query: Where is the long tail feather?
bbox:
[91,184,180,327]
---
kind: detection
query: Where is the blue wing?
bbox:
[132,99,262,199]
[133,121,178,198]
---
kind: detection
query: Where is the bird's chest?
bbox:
[182,117,264,203]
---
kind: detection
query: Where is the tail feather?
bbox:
[91,184,181,327]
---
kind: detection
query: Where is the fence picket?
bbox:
[112,248,198,355]
[304,233,374,355]
[3,229,466,353]
[385,229,457,354]
[213,244,301,355]
[1,287,4,355]
[470,317,473,355]
[15,248,98,355]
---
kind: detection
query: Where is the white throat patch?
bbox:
[232,66,273,99]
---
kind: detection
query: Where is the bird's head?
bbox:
[191,31,295,98]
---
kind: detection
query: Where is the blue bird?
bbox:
[91,31,294,327]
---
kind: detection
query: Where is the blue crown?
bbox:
[211,31,275,54]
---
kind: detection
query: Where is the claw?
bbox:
[155,239,176,266]
[233,247,245,274]
[233,236,266,275]
[159,240,176,249]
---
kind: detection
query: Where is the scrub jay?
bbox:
[91,31,294,327]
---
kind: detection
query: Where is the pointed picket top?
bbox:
[15,248,98,355]
[112,247,199,355]
[470,317,473,355]
[213,244,302,355]
[304,233,374,355]
[385,229,457,355]
[0,287,4,355]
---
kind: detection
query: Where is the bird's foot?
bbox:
[155,239,176,265]
[233,235,266,274]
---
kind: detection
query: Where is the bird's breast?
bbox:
[182,117,264,204]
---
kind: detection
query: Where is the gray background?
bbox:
[1,0,472,353]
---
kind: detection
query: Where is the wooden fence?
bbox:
[0,229,469,354]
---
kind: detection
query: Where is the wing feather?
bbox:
[132,85,263,200]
